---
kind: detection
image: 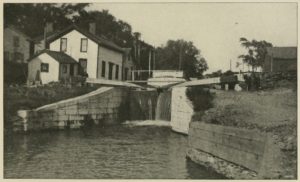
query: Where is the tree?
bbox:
[155,39,208,79]
[4,3,89,37]
[238,37,272,71]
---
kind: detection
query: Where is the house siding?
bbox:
[264,55,297,72]
[272,58,297,72]
[4,27,31,63]
[49,30,98,78]
[28,54,59,84]
[97,46,123,80]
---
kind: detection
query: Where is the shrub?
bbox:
[186,86,214,112]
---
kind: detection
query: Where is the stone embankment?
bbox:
[185,87,297,179]
[15,87,130,132]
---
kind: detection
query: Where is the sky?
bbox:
[87,3,297,73]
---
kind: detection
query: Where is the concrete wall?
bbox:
[28,53,60,84]
[15,87,129,132]
[170,87,193,134]
[4,27,31,63]
[187,122,281,179]
[49,30,99,78]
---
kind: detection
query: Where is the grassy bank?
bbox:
[4,82,99,130]
[189,81,297,179]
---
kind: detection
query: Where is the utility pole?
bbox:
[148,49,152,77]
[153,50,156,70]
[230,59,232,71]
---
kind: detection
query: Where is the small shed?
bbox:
[28,50,79,84]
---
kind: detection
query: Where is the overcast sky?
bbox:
[87,3,297,73]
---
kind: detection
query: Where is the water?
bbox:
[155,91,172,121]
[4,122,225,179]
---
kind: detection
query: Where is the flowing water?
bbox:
[155,90,171,121]
[4,121,225,179]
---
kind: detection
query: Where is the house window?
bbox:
[62,64,68,74]
[41,63,49,72]
[81,38,88,52]
[79,58,87,73]
[108,62,114,80]
[115,65,119,79]
[124,68,128,80]
[102,61,106,77]
[60,38,67,52]
[13,36,20,47]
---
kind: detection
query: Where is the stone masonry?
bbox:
[15,87,130,132]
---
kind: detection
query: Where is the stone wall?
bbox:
[187,122,282,179]
[170,87,193,134]
[15,87,130,132]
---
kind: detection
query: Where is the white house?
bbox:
[33,24,128,81]
[27,50,78,84]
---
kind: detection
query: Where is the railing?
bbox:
[129,70,184,81]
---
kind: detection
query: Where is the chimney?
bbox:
[44,22,53,49]
[89,22,96,35]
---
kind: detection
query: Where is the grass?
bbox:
[4,82,99,130]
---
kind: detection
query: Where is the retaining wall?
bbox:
[170,87,193,134]
[187,122,281,179]
[15,87,130,132]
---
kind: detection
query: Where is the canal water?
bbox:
[4,122,225,179]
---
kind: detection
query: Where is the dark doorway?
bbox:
[79,58,87,75]
[70,64,74,76]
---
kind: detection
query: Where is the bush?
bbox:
[186,86,214,112]
[4,61,28,84]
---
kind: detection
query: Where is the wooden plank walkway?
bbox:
[86,78,143,88]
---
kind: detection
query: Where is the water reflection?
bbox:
[4,125,225,179]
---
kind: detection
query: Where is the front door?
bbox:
[108,62,114,80]
[79,58,87,76]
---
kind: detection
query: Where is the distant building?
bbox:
[122,48,135,80]
[4,25,34,63]
[30,23,133,82]
[27,50,78,84]
[263,47,297,72]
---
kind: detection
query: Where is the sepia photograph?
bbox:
[3,2,298,179]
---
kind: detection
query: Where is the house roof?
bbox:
[34,24,125,53]
[32,30,60,43]
[29,50,78,64]
[267,47,297,59]
[5,25,33,41]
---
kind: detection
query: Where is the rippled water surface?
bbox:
[4,124,225,179]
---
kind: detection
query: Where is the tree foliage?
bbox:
[4,3,89,37]
[4,3,153,68]
[155,40,208,79]
[238,37,273,71]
